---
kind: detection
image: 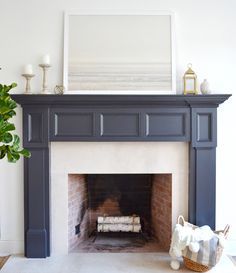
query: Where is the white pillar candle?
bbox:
[23,64,33,75]
[42,54,50,65]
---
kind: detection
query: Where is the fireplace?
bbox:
[12,94,230,258]
[67,174,172,252]
[51,141,187,254]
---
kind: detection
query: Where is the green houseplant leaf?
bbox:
[0,83,31,162]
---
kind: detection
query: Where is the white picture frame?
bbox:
[63,10,176,94]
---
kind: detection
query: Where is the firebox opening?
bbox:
[68,174,172,253]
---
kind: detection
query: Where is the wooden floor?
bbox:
[0,256,10,270]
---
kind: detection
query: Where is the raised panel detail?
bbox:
[52,112,94,138]
[145,112,188,140]
[197,113,212,142]
[28,113,43,142]
[100,113,139,137]
[192,108,216,148]
[23,108,49,148]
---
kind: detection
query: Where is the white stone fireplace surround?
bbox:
[51,142,188,255]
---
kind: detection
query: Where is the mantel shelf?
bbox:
[11,94,231,107]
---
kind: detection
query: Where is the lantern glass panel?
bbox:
[185,78,195,92]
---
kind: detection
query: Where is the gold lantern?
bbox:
[183,64,198,95]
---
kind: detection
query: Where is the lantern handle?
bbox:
[187,63,192,69]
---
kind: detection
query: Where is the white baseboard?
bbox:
[0,240,24,255]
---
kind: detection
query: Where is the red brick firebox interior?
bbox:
[68,174,172,252]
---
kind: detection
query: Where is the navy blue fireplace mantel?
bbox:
[12,94,230,258]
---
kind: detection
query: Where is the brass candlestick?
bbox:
[22,74,35,94]
[39,64,51,94]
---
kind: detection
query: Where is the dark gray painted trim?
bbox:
[12,94,231,107]
[195,148,216,229]
[49,107,190,142]
[188,147,216,229]
[23,107,49,148]
[24,148,50,258]
[12,94,230,258]
[191,108,217,148]
[188,146,196,225]
[50,108,95,139]
[145,108,190,141]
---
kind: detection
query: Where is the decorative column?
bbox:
[189,107,217,229]
[23,106,50,258]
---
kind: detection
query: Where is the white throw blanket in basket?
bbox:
[169,216,226,270]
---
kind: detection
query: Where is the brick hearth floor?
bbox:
[71,234,164,253]
[1,253,235,273]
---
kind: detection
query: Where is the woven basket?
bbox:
[183,257,209,272]
[177,216,230,272]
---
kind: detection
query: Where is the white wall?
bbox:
[0,0,236,254]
